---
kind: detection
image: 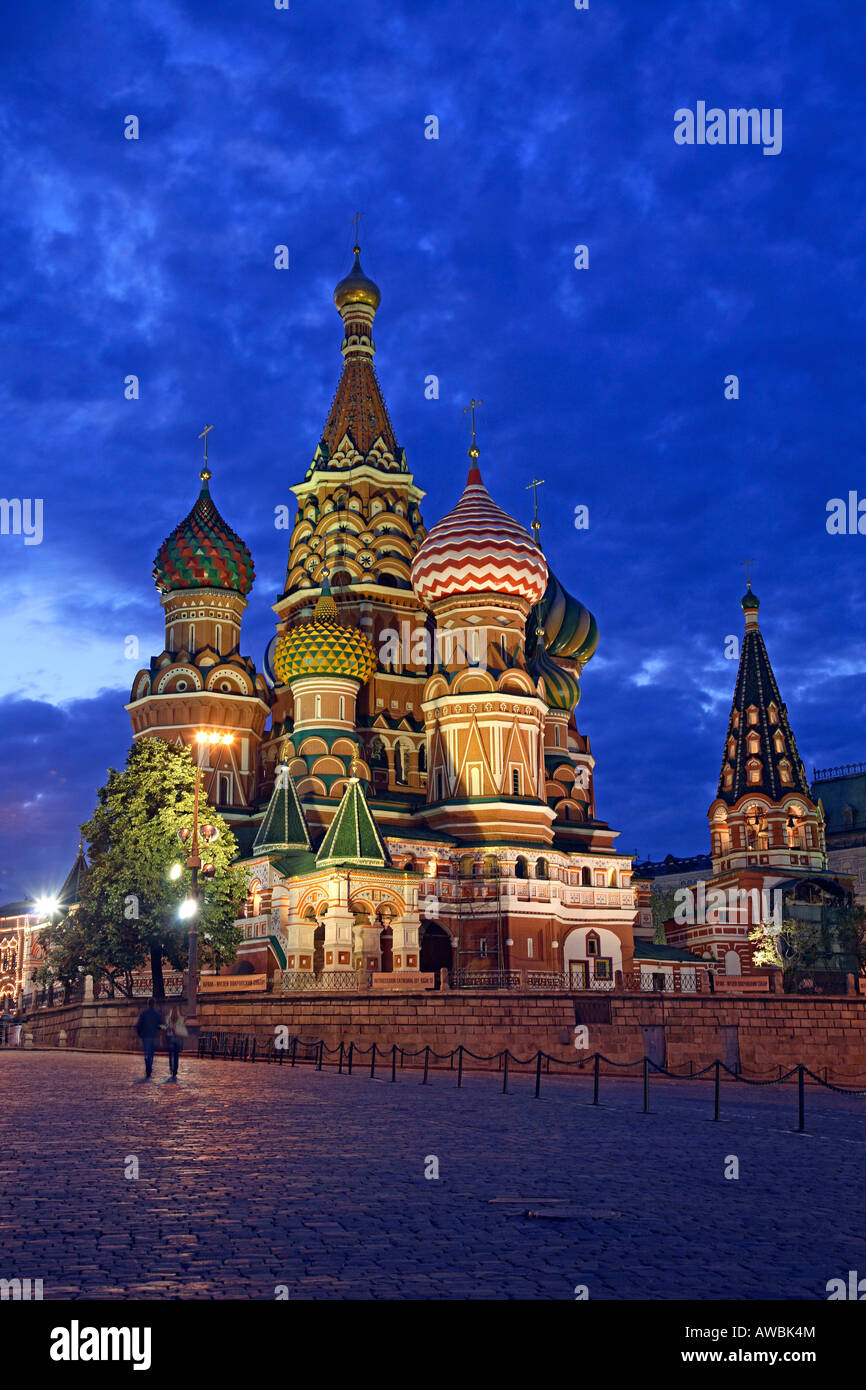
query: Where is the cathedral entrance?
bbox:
[420,921,452,985]
[379,925,393,973]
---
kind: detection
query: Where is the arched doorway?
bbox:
[380,925,393,973]
[313,923,325,974]
[420,922,452,985]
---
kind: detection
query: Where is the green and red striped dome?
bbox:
[153,475,254,596]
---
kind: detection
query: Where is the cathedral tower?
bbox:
[267,244,431,819]
[709,585,826,875]
[127,452,270,816]
[411,435,554,843]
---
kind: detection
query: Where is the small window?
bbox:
[586,931,600,957]
[479,938,488,958]
[215,624,222,650]
[512,768,521,796]
[581,867,592,886]
[554,725,561,747]
[188,624,195,650]
[315,694,322,719]
[339,696,345,720]
[594,957,612,981]
[526,937,534,959]
[535,857,549,880]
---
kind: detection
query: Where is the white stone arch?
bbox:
[724,950,742,977]
[562,926,623,976]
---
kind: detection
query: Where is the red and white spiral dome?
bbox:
[411,464,548,607]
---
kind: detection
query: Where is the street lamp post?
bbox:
[181,730,233,1035]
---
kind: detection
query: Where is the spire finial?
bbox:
[351,211,363,255]
[463,398,483,459]
[740,557,755,587]
[198,423,214,483]
[526,477,545,543]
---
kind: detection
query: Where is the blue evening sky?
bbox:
[1,0,864,901]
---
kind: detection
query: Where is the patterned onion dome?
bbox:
[411,464,548,607]
[154,473,254,596]
[531,637,582,712]
[272,580,376,685]
[533,567,598,667]
[334,246,381,312]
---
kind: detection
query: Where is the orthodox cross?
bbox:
[352,211,363,251]
[525,477,545,541]
[740,557,756,586]
[198,424,214,475]
[463,398,483,454]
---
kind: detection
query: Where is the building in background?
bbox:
[811,764,866,906]
[666,587,853,978]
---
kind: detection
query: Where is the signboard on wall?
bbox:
[199,974,268,993]
[713,976,770,993]
[371,972,435,990]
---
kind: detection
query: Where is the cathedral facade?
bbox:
[126,246,655,992]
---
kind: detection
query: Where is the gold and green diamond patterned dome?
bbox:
[272,578,376,685]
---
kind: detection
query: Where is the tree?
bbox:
[651,886,678,945]
[45,738,245,998]
[751,901,866,989]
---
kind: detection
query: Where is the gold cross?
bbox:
[463,399,483,456]
[525,477,545,538]
[352,211,363,251]
[740,557,756,585]
[198,424,214,472]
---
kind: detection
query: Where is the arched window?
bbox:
[215,623,222,650]
[554,725,561,747]
[459,854,475,878]
[314,694,322,720]
[514,856,528,879]
[418,744,427,773]
[609,868,618,887]
[581,867,592,886]
[188,624,195,651]
[339,696,345,721]
[586,930,600,958]
[535,857,549,880]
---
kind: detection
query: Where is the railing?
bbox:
[194,1034,866,1129]
[813,762,866,781]
[279,970,361,993]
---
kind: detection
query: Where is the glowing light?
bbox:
[178,897,198,920]
[34,896,59,916]
[168,863,183,881]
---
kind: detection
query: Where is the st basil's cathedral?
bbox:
[125,244,652,990]
[1,245,852,1007]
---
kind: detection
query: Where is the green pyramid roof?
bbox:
[253,764,312,854]
[316,777,391,869]
[57,844,88,909]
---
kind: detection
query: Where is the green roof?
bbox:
[316,777,391,869]
[633,940,706,963]
[253,765,312,854]
[57,845,88,908]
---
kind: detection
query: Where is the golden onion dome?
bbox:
[333,246,381,312]
[272,579,376,686]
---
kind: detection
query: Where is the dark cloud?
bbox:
[1,0,864,886]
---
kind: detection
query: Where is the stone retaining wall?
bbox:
[14,991,866,1082]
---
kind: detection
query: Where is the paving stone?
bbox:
[0,1051,861,1299]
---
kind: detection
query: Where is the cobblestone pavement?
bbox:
[0,1049,863,1300]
